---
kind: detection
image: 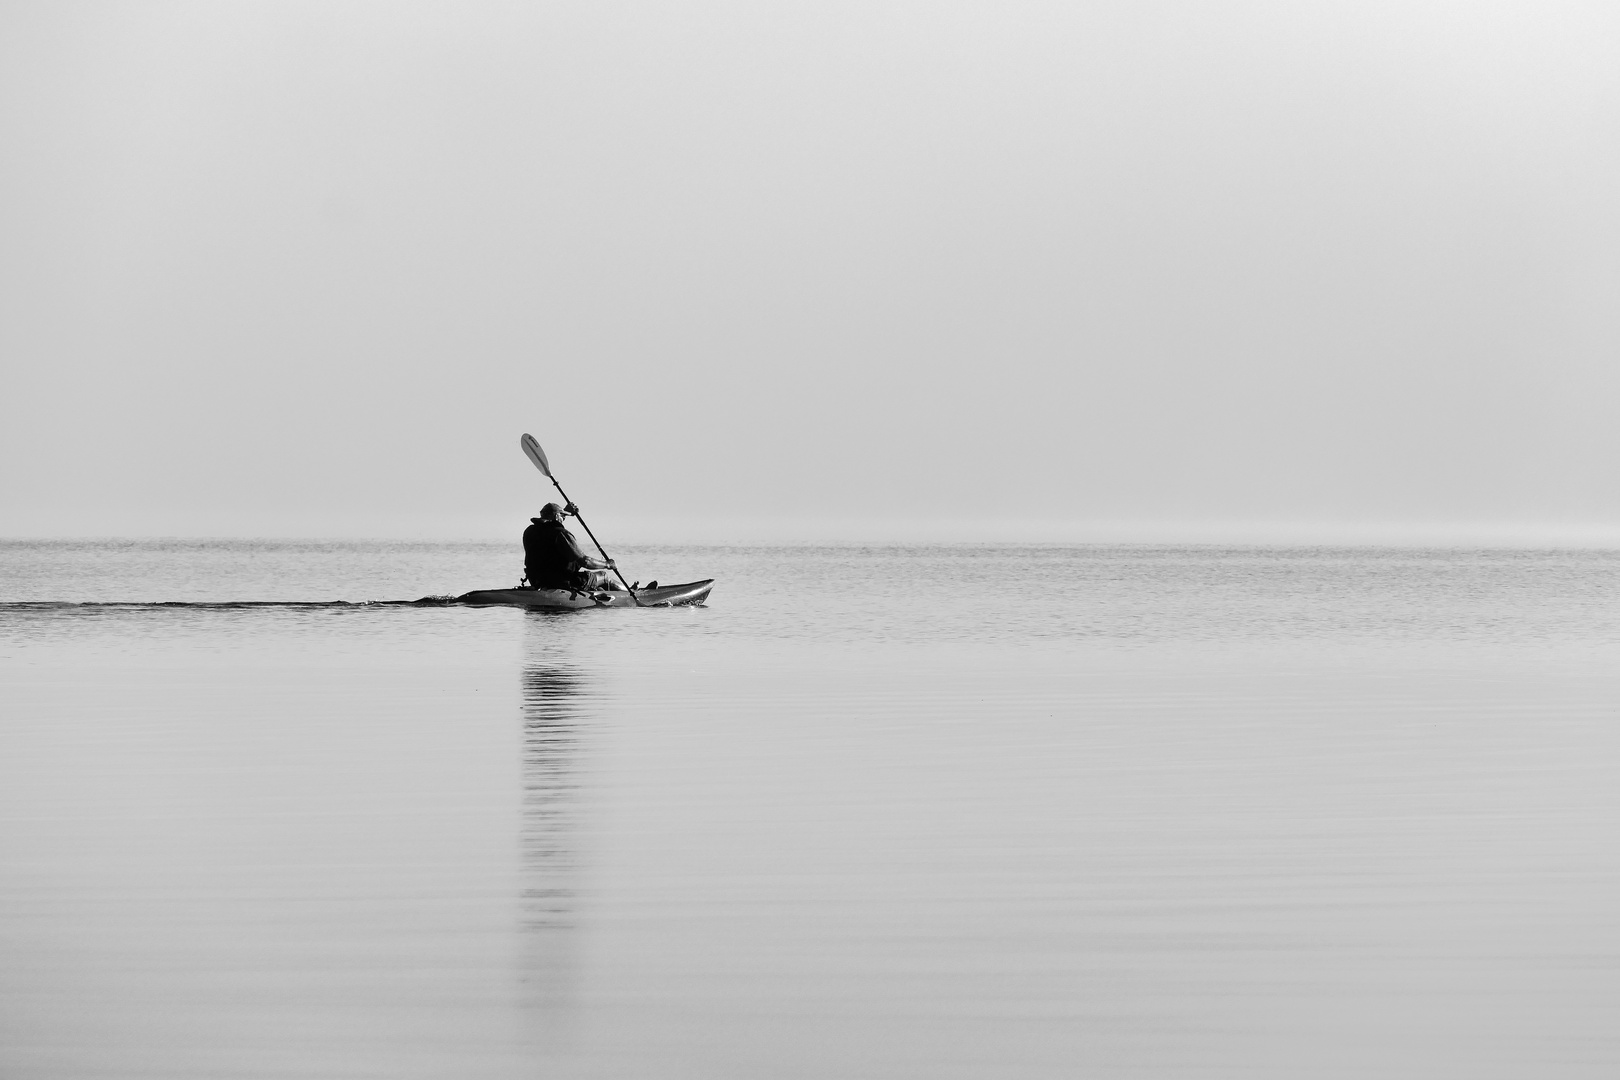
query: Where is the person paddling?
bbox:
[522,502,616,592]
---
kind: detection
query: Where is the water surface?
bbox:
[3,542,1618,1077]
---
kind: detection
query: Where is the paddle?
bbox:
[519,433,642,605]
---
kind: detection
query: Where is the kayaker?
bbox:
[522,503,616,591]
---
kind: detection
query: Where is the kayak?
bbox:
[454,579,714,610]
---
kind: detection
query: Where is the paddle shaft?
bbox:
[546,477,641,605]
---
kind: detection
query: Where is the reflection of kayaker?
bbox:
[522,502,615,592]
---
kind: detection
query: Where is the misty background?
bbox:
[3,0,1617,543]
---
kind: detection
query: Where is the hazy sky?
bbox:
[3,1,1617,541]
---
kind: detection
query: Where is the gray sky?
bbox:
[3,0,1617,541]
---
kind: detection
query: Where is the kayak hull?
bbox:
[454,579,714,610]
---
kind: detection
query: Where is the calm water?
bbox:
[3,541,1619,1078]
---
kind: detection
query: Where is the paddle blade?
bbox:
[519,433,552,478]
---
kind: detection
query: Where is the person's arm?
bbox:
[562,529,615,571]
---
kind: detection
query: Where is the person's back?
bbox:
[522,503,612,590]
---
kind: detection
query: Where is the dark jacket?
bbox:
[522,518,591,589]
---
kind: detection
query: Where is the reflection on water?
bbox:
[521,661,586,930]
[518,628,598,1015]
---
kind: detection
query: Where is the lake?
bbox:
[3,541,1619,1078]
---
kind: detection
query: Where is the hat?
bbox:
[539,503,564,520]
